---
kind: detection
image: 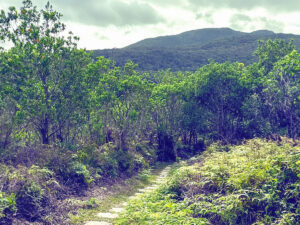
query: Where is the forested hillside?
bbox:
[94,29,300,71]
[0,1,299,225]
[125,28,245,48]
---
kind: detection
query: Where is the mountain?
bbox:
[93,28,300,71]
[125,28,244,49]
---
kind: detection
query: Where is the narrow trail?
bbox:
[84,165,172,225]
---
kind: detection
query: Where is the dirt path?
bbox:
[84,165,172,225]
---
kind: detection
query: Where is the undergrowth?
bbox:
[0,142,157,224]
[115,138,300,225]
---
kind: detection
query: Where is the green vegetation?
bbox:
[69,164,168,224]
[116,139,300,225]
[0,1,299,224]
[94,29,300,72]
[69,168,151,224]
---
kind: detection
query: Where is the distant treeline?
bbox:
[93,30,300,72]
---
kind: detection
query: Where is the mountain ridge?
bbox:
[93,28,300,71]
[124,27,244,49]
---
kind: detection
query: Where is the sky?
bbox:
[0,0,300,50]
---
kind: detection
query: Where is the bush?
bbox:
[0,164,62,222]
[67,161,93,185]
[0,192,16,218]
[0,141,158,223]
[16,182,45,221]
[84,197,99,209]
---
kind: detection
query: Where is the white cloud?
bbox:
[0,0,299,49]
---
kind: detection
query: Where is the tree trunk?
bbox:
[119,130,127,150]
[3,128,12,149]
[40,117,49,144]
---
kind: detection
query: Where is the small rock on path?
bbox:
[97,212,118,219]
[85,222,112,225]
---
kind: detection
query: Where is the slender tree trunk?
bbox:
[40,117,49,144]
[119,130,127,150]
[3,128,12,149]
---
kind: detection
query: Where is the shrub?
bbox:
[0,192,16,218]
[67,161,93,185]
[16,181,45,221]
[84,197,99,209]
[0,164,62,222]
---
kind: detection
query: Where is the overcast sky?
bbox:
[0,0,299,50]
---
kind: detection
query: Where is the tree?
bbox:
[192,62,246,143]
[254,39,295,74]
[244,40,299,139]
[265,50,300,139]
[150,70,187,160]
[0,0,92,145]
[89,59,152,150]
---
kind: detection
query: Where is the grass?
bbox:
[115,138,300,225]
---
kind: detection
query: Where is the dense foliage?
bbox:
[94,30,300,72]
[116,139,300,225]
[0,1,299,224]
